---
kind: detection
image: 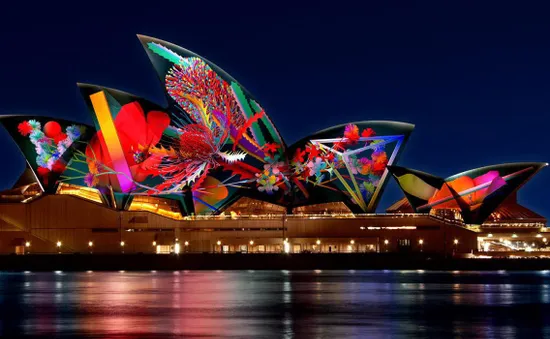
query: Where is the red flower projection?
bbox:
[53,133,68,144]
[51,159,66,174]
[177,124,217,163]
[86,102,170,186]
[43,121,62,138]
[36,166,50,178]
[323,152,335,162]
[37,159,67,186]
[344,124,360,144]
[305,144,319,160]
[263,142,281,156]
[293,148,306,163]
[17,121,33,136]
[361,128,375,138]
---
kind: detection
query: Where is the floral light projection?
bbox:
[146,56,268,193]
[55,101,171,192]
[7,35,546,222]
[59,40,292,215]
[85,101,170,188]
[142,48,292,201]
[9,37,411,215]
[17,119,84,185]
[290,123,405,212]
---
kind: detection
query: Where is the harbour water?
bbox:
[0,270,549,338]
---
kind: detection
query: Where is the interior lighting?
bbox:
[284,241,290,254]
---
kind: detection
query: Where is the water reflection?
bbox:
[0,271,548,337]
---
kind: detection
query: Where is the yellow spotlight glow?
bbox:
[217,240,221,246]
[384,239,389,245]
[56,241,62,247]
[512,234,518,238]
[120,241,125,247]
[25,241,30,247]
[488,233,493,238]
[537,234,543,238]
[88,241,93,247]
[316,239,321,245]
[153,241,157,246]
[454,239,459,245]
[174,243,181,254]
[350,240,355,245]
[184,241,189,246]
[249,240,254,246]
[544,238,548,243]
[418,239,424,245]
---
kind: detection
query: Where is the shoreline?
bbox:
[1,253,550,271]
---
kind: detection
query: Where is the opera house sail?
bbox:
[388,163,547,225]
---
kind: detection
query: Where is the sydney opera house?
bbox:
[0,35,546,256]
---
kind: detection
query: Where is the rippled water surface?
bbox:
[1,270,550,338]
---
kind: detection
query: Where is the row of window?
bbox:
[92,227,288,233]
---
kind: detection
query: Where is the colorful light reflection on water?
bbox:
[0,270,549,338]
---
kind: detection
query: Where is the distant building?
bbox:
[0,36,545,255]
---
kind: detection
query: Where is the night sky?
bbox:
[0,2,548,215]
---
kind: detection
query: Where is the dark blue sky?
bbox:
[0,2,548,215]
